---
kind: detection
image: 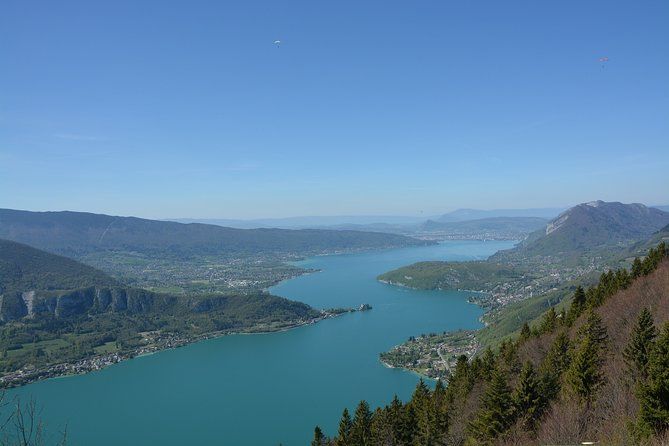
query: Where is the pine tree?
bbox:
[565,313,608,403]
[567,286,586,323]
[577,310,608,348]
[351,400,372,446]
[387,395,405,443]
[635,322,669,438]
[312,426,327,446]
[519,322,532,341]
[566,337,604,402]
[469,367,514,444]
[479,348,496,381]
[540,331,571,400]
[623,308,658,380]
[432,380,449,438]
[370,407,394,446]
[335,408,352,446]
[512,361,543,430]
[631,257,644,278]
[538,307,558,334]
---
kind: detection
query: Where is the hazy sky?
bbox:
[1,0,668,219]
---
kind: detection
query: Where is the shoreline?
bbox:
[1,311,349,389]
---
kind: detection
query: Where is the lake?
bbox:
[6,240,514,445]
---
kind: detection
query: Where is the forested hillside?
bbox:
[0,241,322,386]
[0,239,117,294]
[311,243,669,445]
[0,208,430,258]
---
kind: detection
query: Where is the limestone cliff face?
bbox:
[0,286,175,323]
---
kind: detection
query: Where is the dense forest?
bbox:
[311,243,669,445]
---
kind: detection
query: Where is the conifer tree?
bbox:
[469,367,514,444]
[370,407,394,446]
[539,332,570,401]
[335,408,352,446]
[311,426,327,446]
[635,322,669,439]
[519,322,532,341]
[567,286,586,323]
[631,257,644,278]
[432,380,449,438]
[565,337,604,402]
[623,308,658,380]
[351,400,373,446]
[512,361,543,430]
[578,310,608,347]
[538,307,558,334]
[387,395,405,443]
[479,348,496,381]
[565,313,608,403]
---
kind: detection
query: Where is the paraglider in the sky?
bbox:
[599,56,609,68]
[273,40,282,47]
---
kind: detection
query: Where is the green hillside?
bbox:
[0,241,322,386]
[313,245,669,445]
[379,261,525,292]
[495,201,669,260]
[0,208,431,258]
[0,239,117,294]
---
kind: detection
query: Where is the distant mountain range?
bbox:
[420,216,548,234]
[0,209,430,259]
[435,207,566,223]
[170,215,429,229]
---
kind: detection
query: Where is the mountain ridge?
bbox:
[0,208,432,258]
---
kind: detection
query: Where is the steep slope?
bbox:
[0,239,117,294]
[315,248,669,446]
[0,208,431,258]
[505,201,669,258]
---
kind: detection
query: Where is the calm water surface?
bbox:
[7,240,514,445]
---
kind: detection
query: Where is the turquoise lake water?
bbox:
[7,240,514,445]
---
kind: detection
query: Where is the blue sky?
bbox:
[1,0,668,218]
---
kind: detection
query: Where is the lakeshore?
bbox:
[4,240,513,446]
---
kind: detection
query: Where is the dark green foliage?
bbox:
[631,257,644,278]
[519,322,532,341]
[565,311,608,402]
[351,401,372,446]
[512,361,543,430]
[635,322,669,438]
[0,239,116,294]
[539,331,571,400]
[538,307,558,334]
[469,367,514,444]
[312,426,327,446]
[567,286,586,324]
[623,308,658,380]
[335,409,352,446]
